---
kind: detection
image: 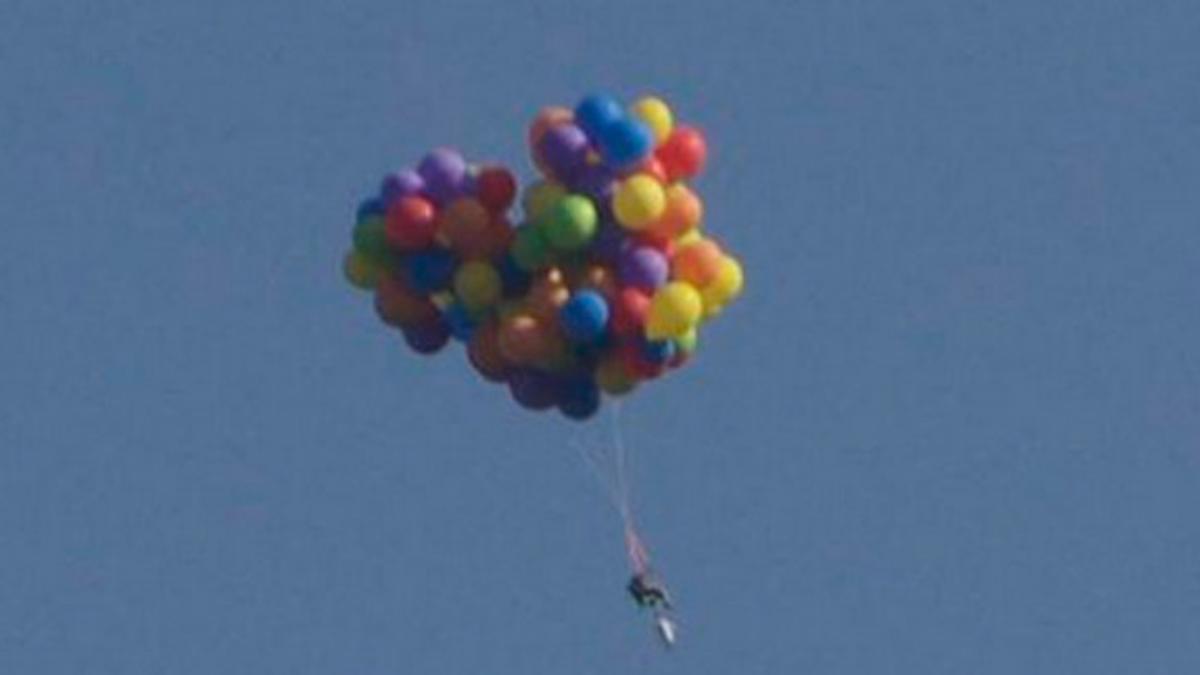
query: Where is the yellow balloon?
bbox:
[675,228,703,247]
[343,250,381,290]
[454,261,502,313]
[630,96,674,145]
[522,180,566,221]
[612,174,666,230]
[701,256,745,316]
[646,282,703,340]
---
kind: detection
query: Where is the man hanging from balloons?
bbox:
[343,93,743,649]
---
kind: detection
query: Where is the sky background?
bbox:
[2,1,1200,673]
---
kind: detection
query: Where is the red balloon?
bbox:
[476,165,517,213]
[610,287,650,337]
[656,126,707,182]
[385,196,437,251]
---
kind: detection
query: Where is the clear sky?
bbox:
[3,1,1199,673]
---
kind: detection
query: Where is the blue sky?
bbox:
[2,1,1199,673]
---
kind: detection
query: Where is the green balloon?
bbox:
[543,194,598,251]
[352,215,391,264]
[511,224,552,272]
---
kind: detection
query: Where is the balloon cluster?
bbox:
[344,94,744,420]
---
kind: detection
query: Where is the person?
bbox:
[627,570,672,610]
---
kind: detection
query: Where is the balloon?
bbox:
[612,174,666,230]
[356,196,386,223]
[569,263,618,299]
[444,302,476,342]
[574,94,624,142]
[375,273,438,328]
[508,369,560,410]
[701,255,744,315]
[498,313,553,365]
[671,238,723,287]
[352,214,390,262]
[640,337,677,365]
[537,123,590,182]
[617,244,668,291]
[417,148,469,204]
[343,250,381,290]
[610,286,651,337]
[646,281,702,340]
[381,170,425,205]
[542,194,598,251]
[511,224,553,272]
[649,183,703,239]
[454,260,502,313]
[597,118,654,171]
[468,319,509,382]
[656,126,707,181]
[403,317,450,354]
[630,96,673,145]
[438,197,491,255]
[595,356,637,396]
[558,376,601,420]
[559,290,610,343]
[522,180,567,220]
[405,249,456,293]
[476,165,517,213]
[497,254,532,296]
[385,196,437,251]
[529,107,573,151]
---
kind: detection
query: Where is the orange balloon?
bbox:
[468,319,509,382]
[498,313,552,365]
[438,197,491,257]
[374,274,437,328]
[671,238,724,287]
[649,183,703,239]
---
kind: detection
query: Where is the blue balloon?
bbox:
[559,290,610,343]
[497,254,532,295]
[598,119,654,171]
[640,337,676,365]
[574,94,625,142]
[356,196,386,223]
[444,303,475,343]
[559,376,601,420]
[405,250,456,293]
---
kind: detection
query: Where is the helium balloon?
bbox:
[476,165,517,213]
[595,356,637,396]
[381,170,425,205]
[610,286,651,337]
[454,260,502,313]
[613,174,666,230]
[701,255,744,315]
[630,96,673,145]
[403,317,451,354]
[522,180,567,220]
[511,224,553,272]
[646,281,702,340]
[671,238,723,287]
[574,94,624,142]
[468,319,509,382]
[617,245,669,291]
[343,250,381,290]
[498,313,552,365]
[558,376,601,420]
[385,196,437,251]
[418,148,468,204]
[598,119,655,172]
[543,194,598,251]
[508,369,560,411]
[656,126,707,181]
[375,273,437,328]
[650,183,703,239]
[559,290,610,343]
[406,249,456,293]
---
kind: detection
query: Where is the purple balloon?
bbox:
[618,245,669,291]
[573,163,617,207]
[537,124,590,182]
[418,148,468,205]
[591,220,626,263]
[380,169,425,205]
[508,369,561,411]
[403,318,450,355]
